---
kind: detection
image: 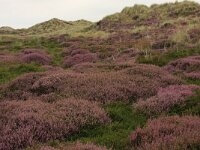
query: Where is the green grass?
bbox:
[137,48,200,66]
[64,102,147,150]
[185,79,200,86]
[0,63,44,84]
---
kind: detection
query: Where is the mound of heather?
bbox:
[130,116,200,150]
[71,62,135,73]
[21,49,52,65]
[1,64,180,103]
[135,85,200,116]
[1,72,46,100]
[63,53,98,67]
[40,142,108,150]
[184,71,200,80]
[164,56,200,74]
[0,53,20,64]
[0,99,110,150]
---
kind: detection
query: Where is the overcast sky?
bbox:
[0,0,198,28]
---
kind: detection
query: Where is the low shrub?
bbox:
[1,72,45,100]
[63,53,98,67]
[135,85,200,116]
[0,99,110,150]
[1,64,180,103]
[70,49,90,56]
[21,49,52,65]
[164,56,200,73]
[0,54,20,64]
[184,71,200,80]
[40,142,108,150]
[130,116,200,150]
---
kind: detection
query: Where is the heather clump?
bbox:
[184,71,200,80]
[135,85,200,116]
[130,116,200,150]
[164,56,200,73]
[1,72,46,100]
[71,62,134,73]
[0,99,110,150]
[0,53,20,64]
[63,53,98,67]
[1,64,180,103]
[123,64,181,86]
[21,49,52,65]
[70,49,90,56]
[40,142,108,150]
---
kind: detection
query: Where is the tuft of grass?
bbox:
[66,102,147,150]
[137,48,200,66]
[0,63,44,84]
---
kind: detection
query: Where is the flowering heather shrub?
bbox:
[71,62,134,73]
[0,54,21,64]
[62,48,89,57]
[0,99,110,150]
[41,65,64,72]
[130,116,200,150]
[22,53,52,65]
[72,63,99,73]
[123,64,180,85]
[164,56,200,73]
[135,85,200,116]
[63,53,98,67]
[70,49,90,56]
[31,72,72,95]
[1,64,180,103]
[1,72,46,100]
[184,71,200,80]
[40,142,108,150]
[21,49,52,65]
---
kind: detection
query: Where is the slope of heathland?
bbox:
[0,1,200,150]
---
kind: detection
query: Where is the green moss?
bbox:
[66,102,147,150]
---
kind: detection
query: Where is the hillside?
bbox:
[0,26,17,34]
[23,18,93,36]
[0,1,200,150]
[97,1,200,31]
